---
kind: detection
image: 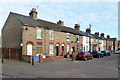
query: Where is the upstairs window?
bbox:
[49,30,54,40]
[67,45,70,52]
[76,35,79,42]
[96,39,98,42]
[86,37,89,43]
[91,39,93,42]
[67,33,70,41]
[37,29,42,39]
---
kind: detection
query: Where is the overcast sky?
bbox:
[0,0,118,39]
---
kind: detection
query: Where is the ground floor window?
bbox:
[80,46,82,52]
[77,45,79,51]
[67,45,70,52]
[93,46,96,51]
[86,46,88,51]
[84,47,85,52]
[49,44,54,54]
[37,44,42,54]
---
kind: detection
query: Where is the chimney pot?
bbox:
[107,35,110,39]
[86,28,91,34]
[57,20,64,26]
[94,32,99,36]
[29,8,37,19]
[74,23,80,31]
[100,33,104,37]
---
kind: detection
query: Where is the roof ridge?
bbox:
[11,12,75,30]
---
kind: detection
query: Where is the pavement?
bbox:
[2,53,119,78]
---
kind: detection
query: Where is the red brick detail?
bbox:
[37,42,42,44]
[49,42,54,44]
[55,42,60,46]
[26,41,34,45]
[61,42,65,46]
[80,44,83,46]
[72,46,75,48]
[67,43,70,45]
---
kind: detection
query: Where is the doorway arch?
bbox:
[55,43,60,56]
[26,41,34,55]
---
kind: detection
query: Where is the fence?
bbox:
[2,48,21,60]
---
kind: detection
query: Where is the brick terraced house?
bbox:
[118,40,120,50]
[110,38,118,51]
[106,35,114,53]
[2,8,118,62]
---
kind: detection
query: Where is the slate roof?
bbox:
[11,12,43,27]
[110,38,117,42]
[10,12,110,40]
[11,12,88,36]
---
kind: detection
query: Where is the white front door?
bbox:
[27,43,32,55]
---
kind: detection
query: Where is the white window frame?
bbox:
[49,30,54,40]
[96,39,98,42]
[76,35,79,43]
[37,29,42,39]
[67,33,70,41]
[77,45,79,51]
[91,38,93,42]
[37,44,42,54]
[86,46,88,51]
[49,44,54,54]
[86,37,89,43]
[67,45,70,52]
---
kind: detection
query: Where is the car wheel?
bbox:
[85,57,87,61]
[91,56,93,59]
[98,55,100,58]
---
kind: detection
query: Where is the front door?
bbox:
[56,46,59,56]
[62,46,64,55]
[27,43,32,55]
[72,47,75,52]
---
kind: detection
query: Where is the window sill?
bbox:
[49,38,54,40]
[67,39,70,41]
[37,38,43,40]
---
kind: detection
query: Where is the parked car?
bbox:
[101,51,111,56]
[114,50,120,54]
[76,52,93,61]
[92,51,103,58]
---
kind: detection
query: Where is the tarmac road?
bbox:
[2,53,119,78]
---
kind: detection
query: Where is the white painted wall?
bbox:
[83,36,89,52]
[99,40,104,51]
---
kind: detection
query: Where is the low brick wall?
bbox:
[22,55,32,63]
[40,56,64,62]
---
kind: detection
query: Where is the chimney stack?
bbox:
[100,33,104,37]
[107,35,110,39]
[29,8,37,19]
[74,24,80,31]
[57,20,64,26]
[94,32,99,36]
[86,28,91,34]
